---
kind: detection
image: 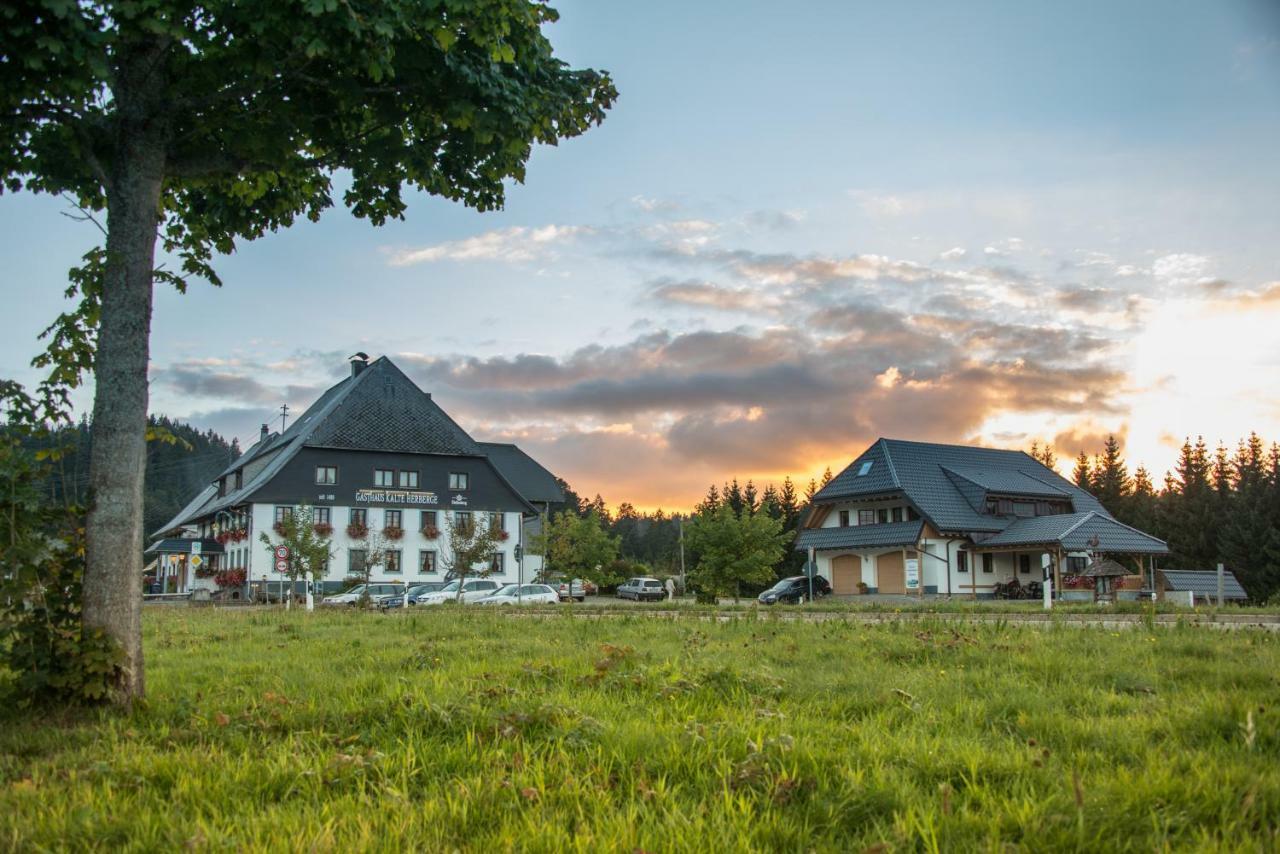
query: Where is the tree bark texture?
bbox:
[83,41,169,702]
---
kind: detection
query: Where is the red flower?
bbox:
[383,525,404,541]
[346,522,369,539]
[495,530,510,541]
[273,521,287,536]
[214,569,247,588]
[314,522,334,537]
[421,525,440,540]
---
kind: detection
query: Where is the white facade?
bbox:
[808,497,1083,596]
[176,505,541,595]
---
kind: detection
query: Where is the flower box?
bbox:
[494,530,510,541]
[314,522,334,537]
[421,525,440,540]
[273,521,287,536]
[231,528,248,542]
[383,525,404,541]
[214,569,247,588]
[346,522,369,539]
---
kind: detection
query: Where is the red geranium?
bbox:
[214,569,247,588]
[383,525,404,541]
[421,525,440,540]
[346,522,369,539]
[314,522,334,537]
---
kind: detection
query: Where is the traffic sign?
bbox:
[274,545,290,560]
[275,558,289,573]
[191,541,203,556]
[190,555,203,568]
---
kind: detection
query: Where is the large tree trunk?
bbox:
[83,42,169,703]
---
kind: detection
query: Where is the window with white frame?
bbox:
[449,472,469,490]
[315,465,338,485]
[399,470,419,488]
[374,468,394,487]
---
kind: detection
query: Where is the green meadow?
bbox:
[2,608,1278,852]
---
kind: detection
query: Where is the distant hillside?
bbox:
[19,415,240,543]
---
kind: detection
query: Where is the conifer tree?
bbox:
[820,466,834,487]
[743,479,760,516]
[724,478,745,516]
[1072,451,1093,491]
[1093,435,1131,513]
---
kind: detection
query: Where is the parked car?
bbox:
[322,582,404,606]
[557,578,588,602]
[379,581,449,610]
[617,577,668,601]
[417,578,504,605]
[478,583,560,606]
[757,575,832,605]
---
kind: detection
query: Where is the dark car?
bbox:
[758,575,832,605]
[379,581,449,610]
[617,577,667,601]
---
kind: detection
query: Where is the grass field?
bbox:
[2,608,1278,852]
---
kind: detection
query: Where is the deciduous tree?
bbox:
[1,0,614,700]
[685,504,788,602]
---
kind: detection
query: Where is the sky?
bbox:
[2,0,1279,511]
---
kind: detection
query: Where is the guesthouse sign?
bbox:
[354,488,440,506]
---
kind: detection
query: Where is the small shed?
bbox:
[1157,569,1249,605]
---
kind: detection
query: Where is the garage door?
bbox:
[877,552,905,594]
[831,555,860,594]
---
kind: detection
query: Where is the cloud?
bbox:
[744,209,806,230]
[1151,253,1212,287]
[648,278,770,312]
[386,225,595,266]
[939,247,967,261]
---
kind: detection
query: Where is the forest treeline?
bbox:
[16,416,241,544]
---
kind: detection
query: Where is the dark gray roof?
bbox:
[153,356,499,536]
[1159,569,1248,600]
[814,439,1110,534]
[977,511,1168,554]
[307,359,481,455]
[144,537,224,555]
[478,442,565,505]
[796,519,924,551]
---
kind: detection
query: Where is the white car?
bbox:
[321,582,404,606]
[417,578,504,605]
[477,583,560,606]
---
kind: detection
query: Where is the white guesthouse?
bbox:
[148,355,564,596]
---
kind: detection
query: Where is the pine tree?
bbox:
[820,466,834,487]
[1073,451,1093,490]
[743,479,760,516]
[779,477,800,531]
[696,484,721,515]
[1093,435,1131,514]
[805,478,818,502]
[761,484,781,519]
[725,478,745,516]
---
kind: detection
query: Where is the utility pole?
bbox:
[279,403,290,432]
[678,515,686,598]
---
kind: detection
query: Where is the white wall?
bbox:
[249,504,527,585]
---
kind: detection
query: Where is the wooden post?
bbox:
[1054,548,1062,601]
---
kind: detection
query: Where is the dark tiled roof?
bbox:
[796,519,924,551]
[306,359,481,455]
[1159,569,1248,600]
[978,511,1169,554]
[154,357,495,536]
[144,537,224,555]
[814,439,1109,533]
[478,442,564,505]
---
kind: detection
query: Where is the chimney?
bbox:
[260,424,269,441]
[349,351,370,377]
